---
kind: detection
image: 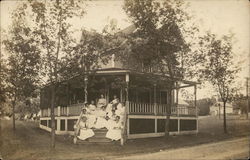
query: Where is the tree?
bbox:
[0,58,8,116]
[198,32,239,133]
[122,0,197,137]
[3,3,41,130]
[232,94,249,115]
[28,0,85,148]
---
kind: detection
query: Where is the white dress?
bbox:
[87,105,97,128]
[106,112,117,130]
[111,98,118,104]
[115,103,125,119]
[77,121,95,140]
[106,103,113,113]
[94,110,108,129]
[106,120,122,141]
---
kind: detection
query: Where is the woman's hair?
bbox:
[81,116,87,122]
[82,108,87,112]
[116,116,120,120]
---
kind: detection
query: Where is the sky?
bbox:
[1,0,249,99]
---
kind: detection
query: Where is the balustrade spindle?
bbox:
[130,102,132,113]
[132,102,134,113]
[144,103,146,113]
[133,102,135,113]
[139,103,140,113]
[134,102,135,113]
[139,103,141,113]
[142,103,144,113]
[131,102,133,113]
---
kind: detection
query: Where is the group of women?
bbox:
[74,94,125,141]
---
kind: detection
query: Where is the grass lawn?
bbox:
[1,115,249,160]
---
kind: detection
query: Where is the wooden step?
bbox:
[76,136,112,143]
[76,140,114,145]
[88,137,112,143]
[93,128,108,133]
[75,128,113,144]
[92,132,106,138]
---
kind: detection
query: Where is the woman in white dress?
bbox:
[115,102,125,122]
[87,100,97,128]
[74,107,88,138]
[106,108,117,129]
[77,116,95,141]
[106,116,122,141]
[97,94,107,109]
[110,95,119,105]
[94,105,108,129]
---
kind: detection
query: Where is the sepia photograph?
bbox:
[0,0,249,159]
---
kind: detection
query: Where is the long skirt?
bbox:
[95,117,108,129]
[78,128,94,140]
[87,115,97,128]
[106,129,121,141]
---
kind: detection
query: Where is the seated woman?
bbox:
[115,101,125,122]
[74,107,88,137]
[94,105,108,129]
[106,103,113,113]
[97,94,107,109]
[106,108,117,130]
[87,100,97,128]
[110,95,119,105]
[77,116,95,141]
[88,100,97,113]
[106,116,122,141]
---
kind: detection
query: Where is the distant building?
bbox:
[210,102,234,115]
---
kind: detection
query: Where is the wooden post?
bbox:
[57,118,60,131]
[178,118,180,133]
[66,106,69,116]
[120,87,123,103]
[176,82,179,116]
[84,75,88,103]
[194,85,197,117]
[194,84,198,134]
[125,73,129,102]
[48,108,50,117]
[66,83,70,107]
[121,73,129,146]
[58,106,61,116]
[65,118,68,131]
[155,118,157,133]
[153,84,157,115]
[246,78,249,119]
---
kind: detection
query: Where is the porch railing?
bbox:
[41,101,196,117]
[40,103,84,117]
[128,101,154,115]
[68,103,84,116]
[128,101,196,116]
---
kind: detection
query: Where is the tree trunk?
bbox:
[165,89,171,137]
[50,85,56,148]
[223,101,227,134]
[219,104,221,119]
[12,96,16,131]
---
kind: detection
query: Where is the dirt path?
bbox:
[116,137,250,160]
